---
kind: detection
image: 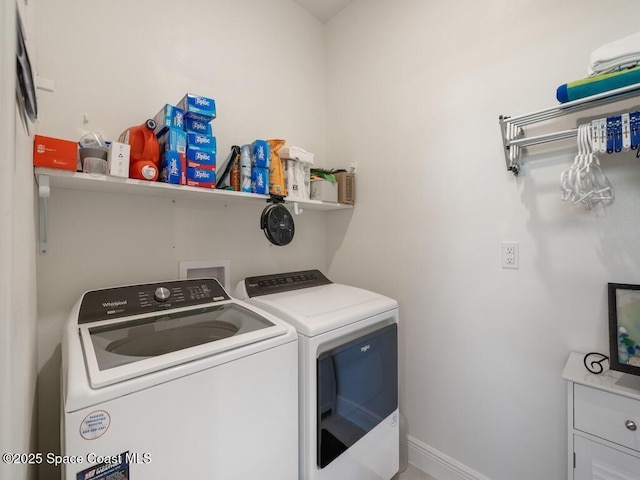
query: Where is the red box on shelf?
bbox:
[33,135,77,171]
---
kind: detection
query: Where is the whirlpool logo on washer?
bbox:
[361,344,370,353]
[102,300,127,308]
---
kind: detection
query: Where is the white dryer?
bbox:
[236,270,399,480]
[61,278,298,480]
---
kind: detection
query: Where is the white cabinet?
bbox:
[573,435,640,479]
[563,353,640,479]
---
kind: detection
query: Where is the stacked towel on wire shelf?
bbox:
[556,31,640,103]
[589,31,640,76]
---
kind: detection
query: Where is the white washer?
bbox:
[236,270,399,480]
[61,278,298,480]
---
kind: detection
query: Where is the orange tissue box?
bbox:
[33,135,78,171]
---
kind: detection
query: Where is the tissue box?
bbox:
[153,104,184,136]
[186,149,216,169]
[177,94,216,121]
[186,133,217,153]
[310,179,338,203]
[184,117,212,135]
[160,151,186,185]
[33,135,78,171]
[158,128,187,154]
[187,167,216,188]
[335,172,355,204]
[251,140,271,168]
[251,167,269,194]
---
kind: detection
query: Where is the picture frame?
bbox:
[608,282,640,375]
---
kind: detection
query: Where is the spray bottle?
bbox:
[240,144,252,193]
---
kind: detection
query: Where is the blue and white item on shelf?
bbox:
[177,94,216,122]
[186,133,216,153]
[186,148,216,169]
[160,151,186,185]
[158,128,187,154]
[251,167,269,195]
[187,167,216,188]
[185,117,213,135]
[251,140,270,169]
[153,104,184,136]
[240,144,252,193]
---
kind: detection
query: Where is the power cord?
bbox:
[583,352,609,374]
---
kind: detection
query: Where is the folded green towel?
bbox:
[556,65,640,103]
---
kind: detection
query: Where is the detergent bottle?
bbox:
[118,119,160,181]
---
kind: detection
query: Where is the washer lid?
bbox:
[247,283,398,337]
[81,302,287,388]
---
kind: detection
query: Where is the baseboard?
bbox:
[407,435,491,480]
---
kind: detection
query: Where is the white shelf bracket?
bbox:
[499,116,525,175]
[35,75,54,93]
[38,174,50,254]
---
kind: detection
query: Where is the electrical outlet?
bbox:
[501,241,519,269]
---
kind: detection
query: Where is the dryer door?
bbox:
[316,323,398,468]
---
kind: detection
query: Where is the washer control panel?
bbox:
[78,278,230,324]
[244,269,332,297]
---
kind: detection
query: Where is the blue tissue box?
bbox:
[251,167,269,194]
[251,140,270,168]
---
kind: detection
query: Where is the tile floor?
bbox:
[398,464,437,480]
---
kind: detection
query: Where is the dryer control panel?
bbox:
[78,278,230,324]
[243,269,332,297]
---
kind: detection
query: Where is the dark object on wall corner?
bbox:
[261,196,294,246]
[16,6,37,133]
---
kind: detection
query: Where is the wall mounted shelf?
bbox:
[499,81,640,175]
[34,167,352,254]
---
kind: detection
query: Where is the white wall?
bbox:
[1,1,40,479]
[34,1,328,478]
[32,1,640,479]
[0,2,15,476]
[326,1,640,479]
